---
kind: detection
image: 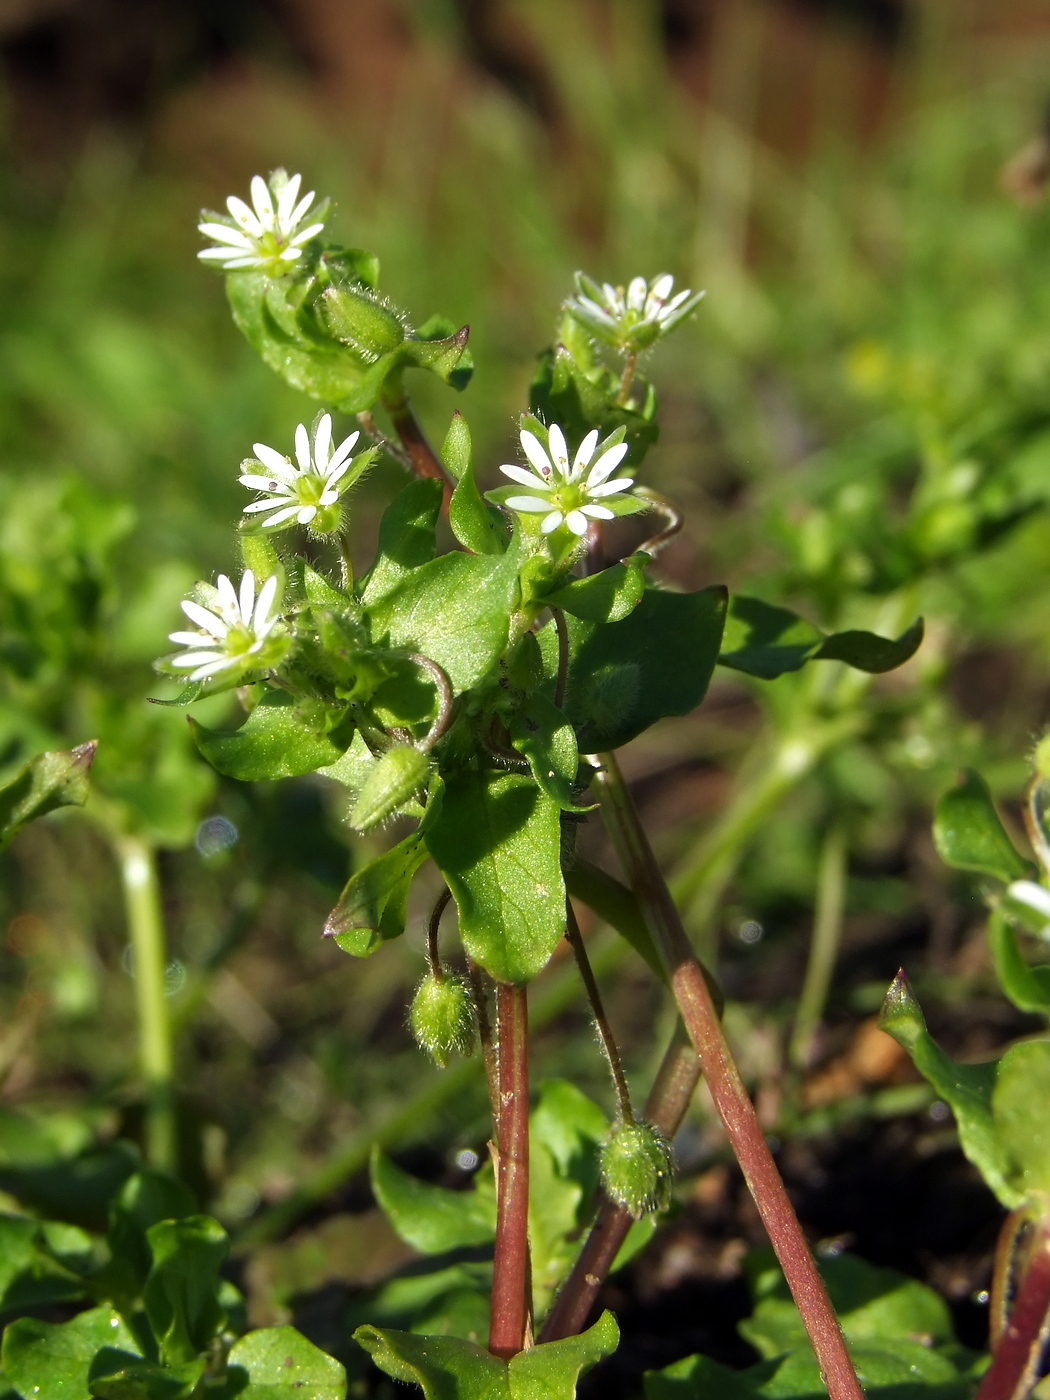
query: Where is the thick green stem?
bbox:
[591,751,863,1400]
[115,833,176,1175]
[490,982,531,1359]
[790,821,848,1070]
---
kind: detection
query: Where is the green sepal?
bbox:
[425,766,565,983]
[190,691,349,781]
[0,742,95,850]
[324,832,430,955]
[147,684,203,708]
[1,1307,142,1400]
[878,971,1016,1207]
[541,555,649,623]
[718,596,924,678]
[446,415,510,556]
[142,1215,228,1366]
[988,909,1050,1015]
[509,692,589,812]
[370,1146,496,1254]
[355,1309,618,1400]
[547,585,727,753]
[360,478,443,605]
[223,1326,346,1398]
[933,770,1032,884]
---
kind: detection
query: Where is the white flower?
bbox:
[1006,879,1050,935]
[198,170,325,274]
[501,423,634,536]
[566,271,704,349]
[239,414,362,531]
[169,571,281,682]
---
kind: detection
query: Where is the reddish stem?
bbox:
[489,982,531,1359]
[381,385,454,505]
[977,1221,1050,1400]
[590,752,863,1400]
[539,1024,700,1342]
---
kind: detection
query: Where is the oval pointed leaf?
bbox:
[190,693,346,781]
[370,1147,496,1254]
[2,1307,141,1400]
[360,478,443,605]
[543,556,648,624]
[0,742,96,850]
[813,618,924,673]
[224,1326,346,1398]
[933,770,1031,883]
[325,834,429,955]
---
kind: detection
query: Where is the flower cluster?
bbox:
[239,414,366,534]
[198,170,325,275]
[566,272,704,351]
[169,570,282,683]
[501,424,634,536]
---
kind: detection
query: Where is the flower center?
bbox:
[224,624,256,657]
[294,474,326,506]
[551,483,586,512]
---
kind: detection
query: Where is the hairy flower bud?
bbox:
[600,1119,673,1217]
[319,285,406,362]
[350,745,430,831]
[409,972,477,1067]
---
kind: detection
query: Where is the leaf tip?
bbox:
[878,968,926,1049]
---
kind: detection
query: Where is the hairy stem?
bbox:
[591,751,863,1400]
[539,1022,700,1342]
[338,533,354,591]
[617,351,638,406]
[790,821,847,1070]
[490,982,531,1358]
[380,379,454,500]
[115,833,176,1175]
[976,1219,1050,1400]
[634,487,684,559]
[566,901,633,1122]
[426,887,452,978]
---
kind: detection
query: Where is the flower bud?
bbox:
[319,285,406,362]
[600,1120,673,1217]
[350,745,430,831]
[409,972,477,1067]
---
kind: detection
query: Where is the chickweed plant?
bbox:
[1,160,1047,1400]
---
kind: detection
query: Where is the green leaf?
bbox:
[0,742,96,849]
[542,557,648,624]
[509,693,587,812]
[879,972,1015,1207]
[89,1358,205,1399]
[415,314,474,391]
[425,767,565,983]
[531,340,659,467]
[355,1309,618,1399]
[564,858,663,980]
[718,597,924,678]
[0,1212,87,1312]
[551,585,727,753]
[143,1215,228,1366]
[190,692,346,782]
[354,1259,492,1343]
[360,479,443,605]
[370,1146,496,1254]
[933,771,1032,883]
[367,548,520,696]
[223,1326,346,1399]
[0,1138,141,1231]
[992,1039,1050,1199]
[441,411,472,483]
[446,416,510,557]
[324,833,429,955]
[103,1170,197,1304]
[2,1307,141,1400]
[987,909,1050,1015]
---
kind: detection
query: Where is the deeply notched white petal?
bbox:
[501,421,637,534]
[240,415,364,527]
[169,569,283,681]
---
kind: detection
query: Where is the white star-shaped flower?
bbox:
[198,170,325,274]
[239,414,362,531]
[169,571,282,682]
[501,423,634,536]
[566,272,704,350]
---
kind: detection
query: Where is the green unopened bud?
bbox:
[600,1120,673,1217]
[350,745,430,831]
[319,285,406,362]
[409,972,477,1067]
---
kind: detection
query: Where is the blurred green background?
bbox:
[3,0,1050,1381]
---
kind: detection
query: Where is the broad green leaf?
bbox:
[0,742,95,849]
[367,547,520,696]
[2,1307,141,1400]
[933,771,1032,884]
[564,859,663,979]
[143,1215,228,1366]
[509,693,588,812]
[353,1259,492,1343]
[879,973,1015,1206]
[0,1212,87,1311]
[718,597,924,678]
[223,1326,346,1399]
[813,619,924,672]
[987,910,1050,1015]
[360,479,443,604]
[551,585,727,753]
[448,419,510,556]
[425,767,564,983]
[103,1170,197,1304]
[89,1357,204,1399]
[355,1309,618,1399]
[542,556,648,624]
[0,1138,140,1231]
[992,1039,1050,1199]
[324,833,429,954]
[190,692,347,781]
[370,1147,496,1254]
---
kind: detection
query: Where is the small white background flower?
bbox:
[501,423,633,536]
[170,571,281,682]
[240,415,361,530]
[198,170,324,273]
